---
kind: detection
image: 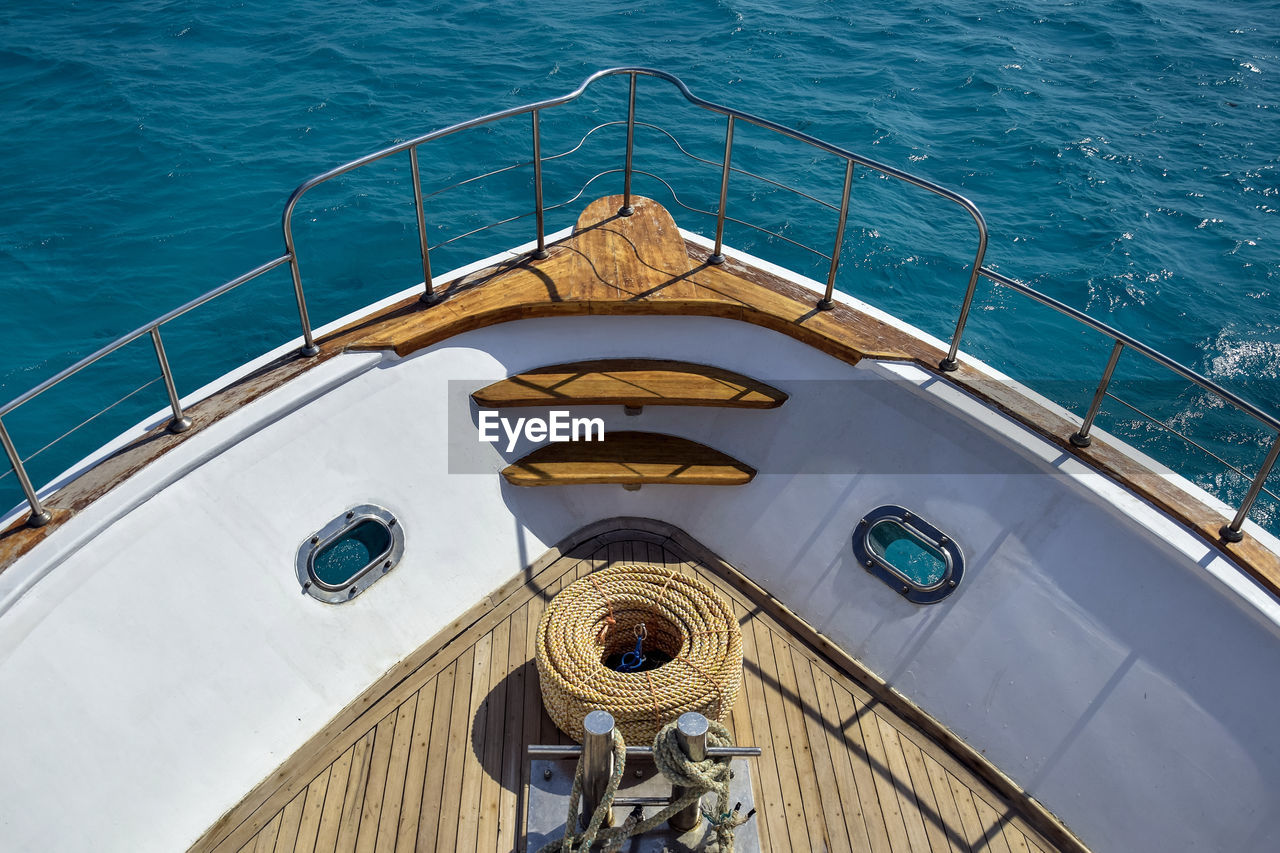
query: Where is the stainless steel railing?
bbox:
[2,67,1277,544]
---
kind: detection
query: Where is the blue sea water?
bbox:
[0,1,1277,527]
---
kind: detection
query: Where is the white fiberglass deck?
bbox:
[1,213,1278,851]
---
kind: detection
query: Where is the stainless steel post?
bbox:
[939,228,991,372]
[409,146,435,302]
[669,711,708,832]
[284,252,320,357]
[531,109,549,259]
[710,116,735,265]
[820,159,856,310]
[1221,431,1280,543]
[0,416,50,527]
[581,710,615,829]
[150,327,192,433]
[620,73,637,216]
[1070,339,1125,448]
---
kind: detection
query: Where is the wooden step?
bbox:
[472,359,787,410]
[500,431,756,487]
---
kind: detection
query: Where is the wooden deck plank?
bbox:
[750,616,810,846]
[921,752,969,853]
[789,646,854,853]
[195,525,1085,853]
[1002,821,1036,853]
[842,686,914,853]
[394,678,439,852]
[271,791,306,853]
[290,768,331,853]
[828,682,895,853]
[898,733,962,853]
[435,644,479,851]
[809,658,880,853]
[732,599,788,853]
[251,812,280,853]
[972,792,1016,853]
[352,711,398,853]
[519,591,549,844]
[720,601,767,850]
[770,630,838,851]
[475,618,513,850]
[374,697,419,850]
[415,660,459,852]
[497,605,529,852]
[947,771,993,851]
[877,714,938,853]
[312,743,354,851]
[332,733,375,852]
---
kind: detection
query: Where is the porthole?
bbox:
[853,505,963,604]
[296,504,404,603]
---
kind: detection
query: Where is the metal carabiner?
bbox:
[618,623,647,672]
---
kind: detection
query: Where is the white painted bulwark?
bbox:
[1,311,1278,850]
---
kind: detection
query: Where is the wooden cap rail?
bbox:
[472,358,787,411]
[501,431,755,487]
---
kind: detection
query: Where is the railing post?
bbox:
[620,73,638,216]
[819,159,856,311]
[1221,432,1280,543]
[581,710,615,829]
[408,146,435,303]
[150,327,192,434]
[669,711,708,832]
[710,115,735,265]
[1070,339,1125,448]
[939,233,990,372]
[0,416,50,527]
[284,252,320,357]
[531,109,549,260]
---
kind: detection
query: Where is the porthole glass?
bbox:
[297,504,404,603]
[853,505,963,604]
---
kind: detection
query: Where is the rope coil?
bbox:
[536,564,744,744]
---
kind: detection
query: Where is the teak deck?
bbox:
[193,520,1082,853]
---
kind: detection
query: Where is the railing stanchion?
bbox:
[531,109,549,259]
[409,146,435,302]
[150,327,192,434]
[1221,432,1280,543]
[939,223,990,372]
[1070,340,1125,448]
[581,710,616,829]
[620,73,637,216]
[820,159,855,310]
[285,254,320,356]
[710,115,735,264]
[0,417,50,527]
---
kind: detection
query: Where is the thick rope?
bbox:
[536,564,743,745]
[538,720,753,853]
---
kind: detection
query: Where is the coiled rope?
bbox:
[540,719,754,853]
[536,564,743,744]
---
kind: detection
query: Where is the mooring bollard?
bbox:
[669,711,708,832]
[581,710,616,829]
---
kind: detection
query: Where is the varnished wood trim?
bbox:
[500,430,756,487]
[472,358,787,410]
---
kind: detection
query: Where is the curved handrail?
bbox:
[2,68,1277,542]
